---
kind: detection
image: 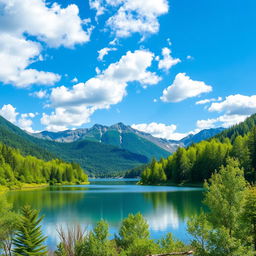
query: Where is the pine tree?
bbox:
[248,127,256,182]
[13,205,47,256]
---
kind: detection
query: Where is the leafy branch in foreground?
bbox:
[13,205,47,256]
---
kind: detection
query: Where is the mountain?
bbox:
[33,123,173,160]
[0,116,148,175]
[180,127,225,147]
[0,115,225,176]
[33,123,225,155]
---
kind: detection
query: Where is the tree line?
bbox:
[141,126,256,185]
[0,158,255,255]
[0,143,88,187]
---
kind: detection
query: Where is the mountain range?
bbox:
[33,123,224,151]
[0,115,224,176]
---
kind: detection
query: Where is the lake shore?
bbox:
[138,181,203,187]
[0,181,90,192]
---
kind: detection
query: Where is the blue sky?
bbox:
[0,0,256,140]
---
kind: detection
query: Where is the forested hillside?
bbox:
[141,114,256,184]
[0,116,148,175]
[0,143,88,187]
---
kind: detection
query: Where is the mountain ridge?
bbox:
[32,123,224,151]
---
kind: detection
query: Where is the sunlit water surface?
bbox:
[6,179,204,249]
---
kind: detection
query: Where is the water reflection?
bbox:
[6,180,204,248]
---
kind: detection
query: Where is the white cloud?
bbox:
[132,122,188,140]
[0,0,92,48]
[0,0,92,87]
[89,0,106,18]
[0,104,18,123]
[41,107,94,132]
[97,47,117,61]
[197,114,249,130]
[103,0,168,38]
[196,94,256,130]
[196,96,222,105]
[160,73,212,103]
[158,47,181,72]
[197,94,256,130]
[0,104,37,132]
[0,34,60,87]
[208,94,256,115]
[42,50,160,131]
[30,90,48,99]
[71,77,78,83]
[18,113,38,133]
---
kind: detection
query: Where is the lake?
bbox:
[6,179,204,249]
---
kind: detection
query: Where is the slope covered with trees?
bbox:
[0,143,88,187]
[141,114,256,184]
[0,116,148,175]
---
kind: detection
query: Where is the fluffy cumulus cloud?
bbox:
[197,114,249,130]
[41,107,94,132]
[0,0,92,87]
[158,47,181,72]
[0,34,60,87]
[18,113,38,133]
[196,94,256,130]
[42,50,161,131]
[131,122,188,140]
[90,0,168,38]
[97,47,117,61]
[0,104,37,132]
[0,104,18,123]
[208,94,256,115]
[160,73,212,103]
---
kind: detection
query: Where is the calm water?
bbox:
[6,179,204,249]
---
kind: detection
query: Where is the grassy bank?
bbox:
[0,183,49,192]
[0,181,90,192]
[53,181,90,186]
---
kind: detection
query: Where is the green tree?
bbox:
[248,127,256,181]
[188,158,253,256]
[13,205,47,256]
[242,187,256,251]
[0,196,19,256]
[204,158,247,236]
[116,213,159,256]
[81,220,117,256]
[116,213,150,250]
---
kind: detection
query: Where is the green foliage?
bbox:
[0,195,20,255]
[116,213,150,250]
[141,138,232,184]
[0,143,88,186]
[13,205,47,256]
[116,213,158,256]
[141,115,256,185]
[0,116,149,176]
[242,187,256,251]
[158,233,187,254]
[80,220,117,256]
[188,159,255,256]
[204,158,247,235]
